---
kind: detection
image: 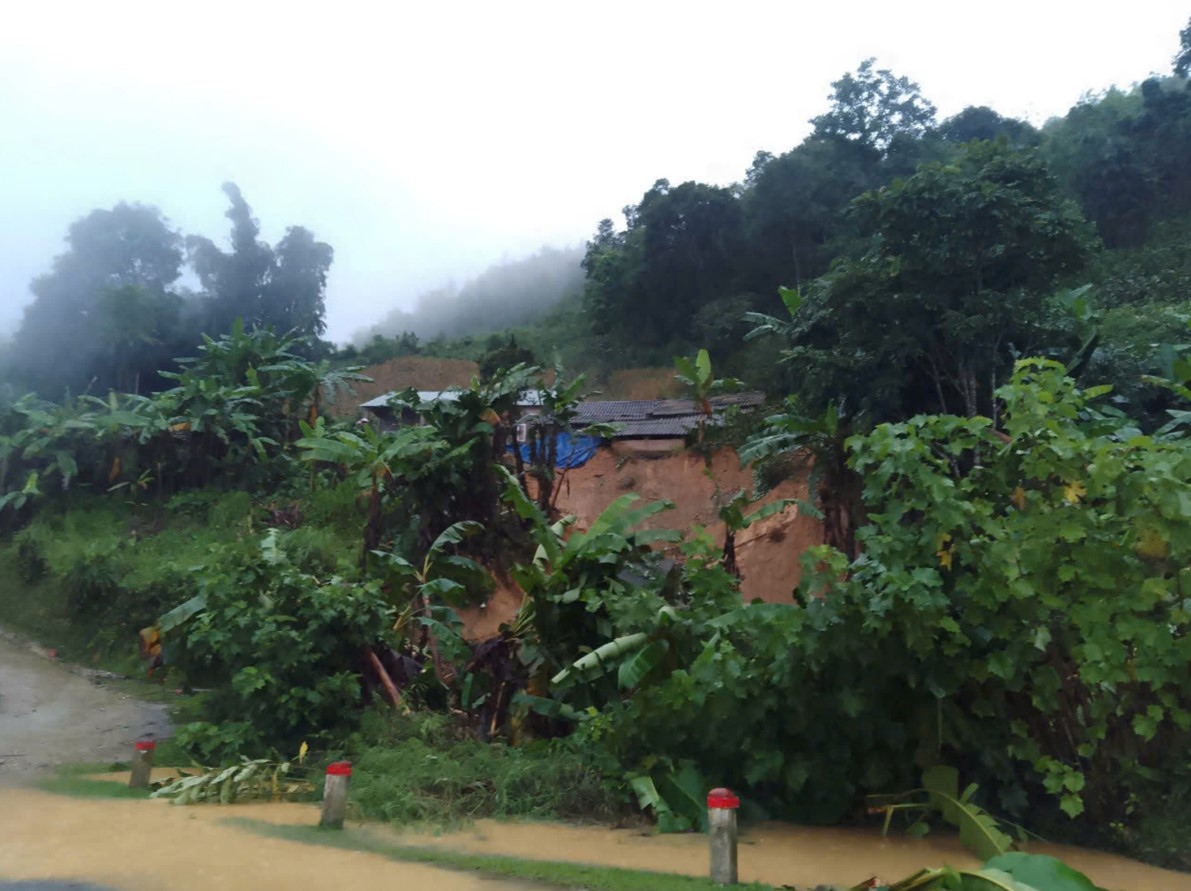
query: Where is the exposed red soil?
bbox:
[326,356,479,418]
[458,445,821,639]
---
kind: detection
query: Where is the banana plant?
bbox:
[878,852,1101,891]
[673,348,740,444]
[151,754,313,805]
[371,520,490,686]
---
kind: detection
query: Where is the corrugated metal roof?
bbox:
[574,392,765,439]
[360,390,545,410]
[360,391,764,440]
[610,418,703,438]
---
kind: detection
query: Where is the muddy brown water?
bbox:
[387,817,1191,891]
[0,790,533,891]
[2,632,1189,890]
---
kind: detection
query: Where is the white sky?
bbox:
[0,1,1187,343]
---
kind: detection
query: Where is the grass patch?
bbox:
[233,819,776,891]
[37,762,150,800]
[343,711,623,826]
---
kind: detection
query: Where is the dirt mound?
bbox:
[555,445,819,604]
[600,368,682,400]
[327,357,479,418]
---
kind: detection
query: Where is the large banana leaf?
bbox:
[551,632,649,685]
[923,765,1013,861]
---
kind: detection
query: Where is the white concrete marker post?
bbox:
[707,787,740,885]
[320,761,351,829]
[129,740,155,789]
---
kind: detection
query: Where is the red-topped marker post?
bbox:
[707,787,739,885]
[320,761,352,829]
[129,740,155,789]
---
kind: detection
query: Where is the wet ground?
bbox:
[2,629,1190,890]
[0,789,531,891]
[0,632,170,776]
[388,816,1191,891]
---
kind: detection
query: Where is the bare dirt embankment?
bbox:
[326,356,479,419]
[0,631,170,778]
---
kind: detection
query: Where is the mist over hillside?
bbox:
[356,245,584,344]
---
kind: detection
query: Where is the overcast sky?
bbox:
[1,1,1187,343]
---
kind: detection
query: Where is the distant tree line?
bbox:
[568,33,1191,418]
[357,245,585,344]
[0,183,333,399]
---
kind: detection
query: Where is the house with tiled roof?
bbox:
[360,390,764,445]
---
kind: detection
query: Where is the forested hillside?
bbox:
[4,21,1191,880]
[372,51,1191,408]
[355,245,585,345]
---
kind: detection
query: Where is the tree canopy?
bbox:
[2,185,334,398]
[4,203,186,396]
[751,142,1095,420]
[1175,15,1191,78]
[810,57,937,156]
[188,183,333,339]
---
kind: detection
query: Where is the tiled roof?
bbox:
[361,390,765,440]
[361,390,545,410]
[574,393,764,439]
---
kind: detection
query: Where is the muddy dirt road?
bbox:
[0,789,535,891]
[0,631,170,776]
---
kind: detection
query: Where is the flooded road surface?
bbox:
[389,817,1191,891]
[2,627,1189,891]
[0,632,170,776]
[0,789,534,891]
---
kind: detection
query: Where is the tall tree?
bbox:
[583,179,743,351]
[810,58,937,156]
[6,203,184,396]
[266,227,333,338]
[754,142,1095,421]
[741,137,879,293]
[1175,15,1191,78]
[187,183,332,339]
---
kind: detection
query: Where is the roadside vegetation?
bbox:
[5,22,1191,890]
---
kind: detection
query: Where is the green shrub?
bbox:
[346,710,620,825]
[834,359,1191,825]
[167,530,392,759]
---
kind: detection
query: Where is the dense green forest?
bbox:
[4,23,1191,882]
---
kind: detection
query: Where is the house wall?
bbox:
[456,445,823,640]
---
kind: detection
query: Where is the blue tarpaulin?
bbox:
[511,432,601,468]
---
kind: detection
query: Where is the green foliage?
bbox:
[673,348,740,445]
[811,57,937,156]
[508,474,914,825]
[884,853,1102,891]
[584,180,744,351]
[13,497,227,636]
[758,142,1095,421]
[478,334,537,381]
[188,182,333,339]
[343,710,618,825]
[0,324,367,524]
[151,755,314,804]
[1177,16,1191,78]
[2,202,186,398]
[833,359,1191,824]
[873,767,1019,862]
[166,530,392,759]
[0,185,336,399]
